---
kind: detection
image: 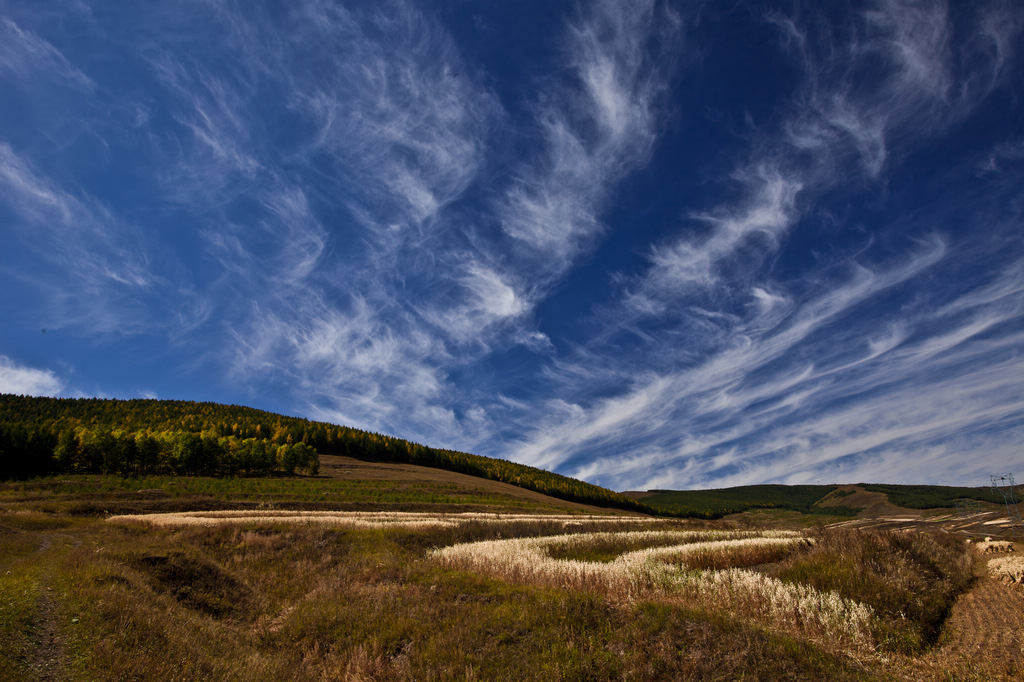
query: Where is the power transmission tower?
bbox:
[990,474,1022,537]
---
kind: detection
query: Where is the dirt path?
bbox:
[25,592,70,682]
[21,534,74,682]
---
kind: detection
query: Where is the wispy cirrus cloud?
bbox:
[55,0,493,436]
[498,0,680,272]
[639,0,1021,307]
[777,0,1022,177]
[3,0,1020,492]
[142,52,265,207]
[523,235,1024,491]
[0,17,94,90]
[643,167,802,297]
[232,293,455,434]
[200,0,502,439]
[507,235,949,477]
[0,142,160,332]
[294,0,498,236]
[498,1,1024,490]
[712,339,1024,489]
[0,142,76,223]
[224,0,687,444]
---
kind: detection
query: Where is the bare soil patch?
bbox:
[824,485,905,516]
[25,593,69,682]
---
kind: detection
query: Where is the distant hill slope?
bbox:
[629,484,861,519]
[630,482,1005,519]
[857,483,1006,511]
[316,455,634,514]
[0,395,650,514]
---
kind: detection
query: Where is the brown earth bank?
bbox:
[620,490,655,500]
[916,568,1024,680]
[317,455,634,514]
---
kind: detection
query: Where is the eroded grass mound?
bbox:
[125,551,250,618]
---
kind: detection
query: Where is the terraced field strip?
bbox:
[432,529,873,647]
[106,510,663,529]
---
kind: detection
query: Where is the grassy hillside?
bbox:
[0,395,648,514]
[637,484,862,519]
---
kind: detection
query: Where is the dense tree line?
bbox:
[0,421,318,479]
[0,395,652,513]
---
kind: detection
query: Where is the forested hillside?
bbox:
[0,395,649,513]
[639,483,1005,518]
[637,485,863,519]
[861,483,1002,508]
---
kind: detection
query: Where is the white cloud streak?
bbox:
[779,0,1022,177]
[0,356,64,396]
[0,17,94,90]
[223,0,685,444]
[499,0,679,272]
[0,142,160,332]
[508,236,950,476]
[295,0,497,235]
[645,167,802,296]
[202,0,502,440]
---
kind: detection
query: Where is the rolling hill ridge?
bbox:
[0,394,648,513]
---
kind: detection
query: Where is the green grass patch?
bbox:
[0,566,41,680]
[542,533,697,563]
[0,474,541,516]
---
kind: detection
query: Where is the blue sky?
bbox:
[2,0,1023,491]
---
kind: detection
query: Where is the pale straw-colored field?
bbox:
[976,539,1016,553]
[106,510,661,530]
[431,529,873,646]
[987,555,1024,585]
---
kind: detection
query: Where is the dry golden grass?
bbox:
[431,529,873,648]
[987,555,1024,586]
[976,540,1016,554]
[5,516,891,681]
[106,509,661,530]
[0,474,1004,681]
